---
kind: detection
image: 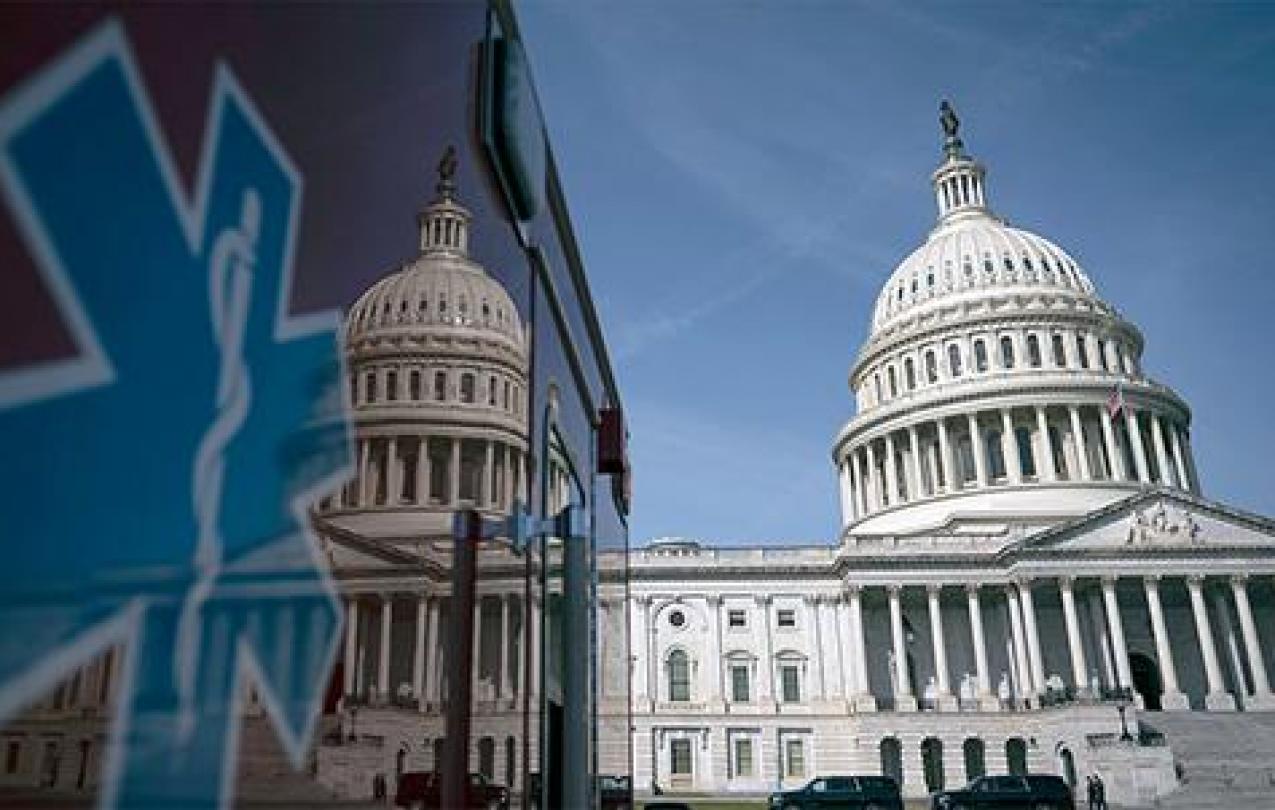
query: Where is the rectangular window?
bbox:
[5,741,18,774]
[409,370,421,400]
[670,739,692,775]
[434,371,447,401]
[365,371,377,404]
[386,370,398,401]
[727,609,747,628]
[777,609,796,629]
[1076,334,1090,369]
[781,665,801,703]
[734,738,753,778]
[731,665,750,702]
[785,739,805,778]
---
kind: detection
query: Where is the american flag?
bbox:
[1106,381,1126,419]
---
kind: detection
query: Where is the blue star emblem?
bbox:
[0,20,350,808]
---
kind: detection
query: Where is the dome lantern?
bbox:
[417,145,471,256]
[932,101,991,224]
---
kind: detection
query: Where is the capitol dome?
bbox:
[832,104,1197,538]
[318,150,529,542]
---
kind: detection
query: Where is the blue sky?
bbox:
[518,2,1275,546]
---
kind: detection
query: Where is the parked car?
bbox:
[642,803,693,810]
[769,775,904,809]
[930,774,1073,810]
[393,771,509,809]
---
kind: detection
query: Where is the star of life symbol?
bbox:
[0,20,351,808]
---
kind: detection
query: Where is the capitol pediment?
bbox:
[1021,490,1275,554]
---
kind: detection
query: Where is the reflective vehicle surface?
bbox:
[931,774,1073,810]
[769,775,904,810]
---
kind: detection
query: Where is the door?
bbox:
[669,738,693,790]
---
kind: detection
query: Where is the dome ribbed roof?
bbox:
[346,256,522,345]
[344,150,523,348]
[871,214,1096,333]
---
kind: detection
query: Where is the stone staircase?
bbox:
[1134,712,1275,808]
[233,715,344,804]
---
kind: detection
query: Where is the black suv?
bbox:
[931,774,1073,810]
[769,775,903,809]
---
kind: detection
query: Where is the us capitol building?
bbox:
[601,106,1275,806]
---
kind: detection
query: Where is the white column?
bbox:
[706,596,723,704]
[853,449,868,516]
[1231,575,1275,709]
[906,426,923,502]
[517,449,528,505]
[386,437,401,504]
[499,594,512,700]
[482,440,495,508]
[1188,576,1235,711]
[531,594,543,700]
[847,586,874,710]
[344,598,359,696]
[1126,410,1152,484]
[1036,406,1057,482]
[806,596,826,700]
[864,443,880,511]
[1100,408,1126,481]
[426,597,442,702]
[965,584,993,703]
[888,586,917,711]
[926,585,954,710]
[1068,405,1092,481]
[416,436,430,505]
[1006,587,1032,702]
[757,596,775,703]
[472,596,484,696]
[378,596,392,701]
[1018,580,1046,695]
[449,437,462,504]
[1144,576,1188,710]
[1101,577,1134,693]
[969,413,988,487]
[358,439,371,506]
[1059,577,1088,693]
[937,418,954,493]
[1150,415,1174,487]
[413,595,427,708]
[1213,590,1247,711]
[1169,424,1191,493]
[1002,409,1022,484]
[838,461,852,526]
[884,432,900,505]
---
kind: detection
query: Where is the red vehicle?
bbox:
[394,771,509,810]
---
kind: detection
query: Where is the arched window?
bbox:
[460,373,475,403]
[1076,333,1090,369]
[478,737,495,781]
[974,339,988,372]
[948,345,963,377]
[503,380,511,410]
[1015,426,1036,478]
[1026,335,1042,368]
[1006,738,1028,776]
[880,737,903,786]
[668,650,690,702]
[904,357,916,390]
[1000,336,1014,369]
[433,371,447,401]
[985,430,1006,480]
[925,351,938,383]
[963,738,986,781]
[921,737,944,793]
[888,366,898,398]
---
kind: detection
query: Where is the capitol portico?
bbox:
[606,106,1275,806]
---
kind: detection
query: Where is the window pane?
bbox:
[786,740,805,777]
[671,740,692,774]
[731,666,750,702]
[781,665,801,702]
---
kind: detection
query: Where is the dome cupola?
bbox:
[831,103,1197,539]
